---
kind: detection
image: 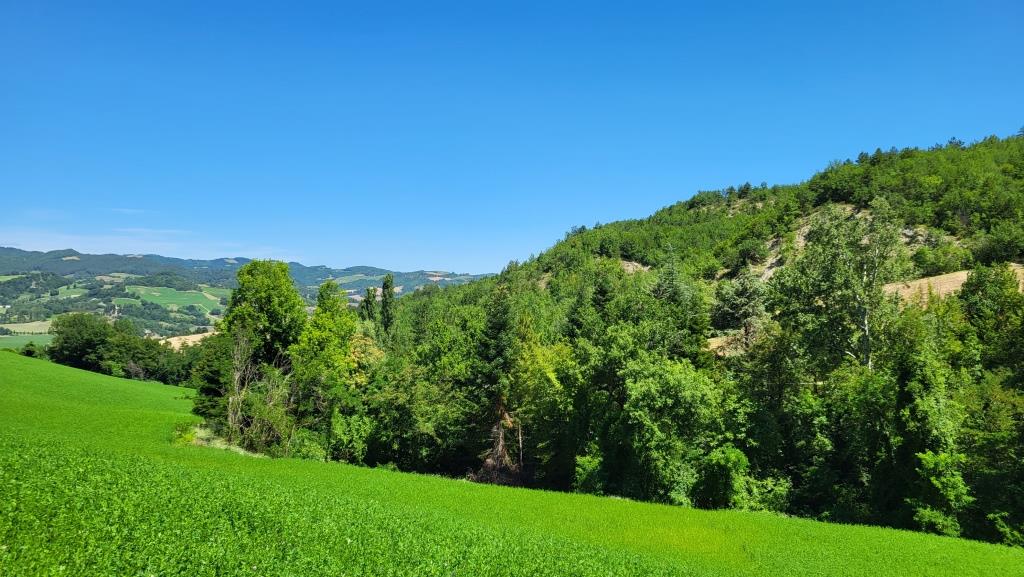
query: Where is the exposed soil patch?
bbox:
[620,260,651,274]
[884,264,1024,301]
[161,332,215,350]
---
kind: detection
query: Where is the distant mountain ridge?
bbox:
[0,247,489,295]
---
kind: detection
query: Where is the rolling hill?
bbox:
[0,246,489,337]
[0,246,489,295]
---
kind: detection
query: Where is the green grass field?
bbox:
[111,296,142,307]
[0,334,53,350]
[200,285,232,300]
[56,285,87,298]
[35,285,88,302]
[0,353,1021,576]
[126,285,224,313]
[0,274,22,282]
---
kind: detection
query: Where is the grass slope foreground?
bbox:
[0,354,1020,577]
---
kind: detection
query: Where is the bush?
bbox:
[690,446,790,512]
[20,342,41,358]
[573,449,605,495]
[693,445,750,509]
[912,235,972,276]
[746,475,792,513]
[330,412,373,464]
[976,220,1024,263]
[736,237,769,265]
[289,428,328,461]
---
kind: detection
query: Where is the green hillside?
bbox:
[297,134,1022,546]
[0,352,1020,576]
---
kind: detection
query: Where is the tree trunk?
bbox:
[227,332,255,443]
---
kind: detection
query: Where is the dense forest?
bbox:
[36,133,1024,546]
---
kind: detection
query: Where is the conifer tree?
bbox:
[358,286,378,322]
[380,274,396,333]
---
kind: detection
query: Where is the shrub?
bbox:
[289,428,328,461]
[330,412,373,463]
[573,449,605,495]
[693,445,750,509]
[20,342,40,358]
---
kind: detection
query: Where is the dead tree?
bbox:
[226,331,257,443]
[472,400,524,486]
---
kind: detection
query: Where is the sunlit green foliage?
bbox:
[2,353,1022,576]
[36,133,1024,547]
[224,260,307,368]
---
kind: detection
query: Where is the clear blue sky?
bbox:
[2,1,1021,273]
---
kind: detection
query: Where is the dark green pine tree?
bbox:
[380,273,396,333]
[358,286,378,322]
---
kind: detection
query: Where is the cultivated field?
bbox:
[0,353,1020,576]
[126,285,225,314]
[200,285,232,300]
[111,297,142,307]
[0,334,52,350]
[0,320,52,333]
[161,331,215,349]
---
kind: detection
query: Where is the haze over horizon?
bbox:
[2,1,1022,273]
[0,244,484,275]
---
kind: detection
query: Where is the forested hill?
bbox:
[349,132,1024,545]
[37,132,1024,548]
[536,132,1024,278]
[0,247,487,294]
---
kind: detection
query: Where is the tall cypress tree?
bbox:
[358,286,378,322]
[380,273,396,333]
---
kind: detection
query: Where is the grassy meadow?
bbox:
[53,285,87,299]
[0,353,1021,576]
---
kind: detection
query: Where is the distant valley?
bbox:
[0,246,489,339]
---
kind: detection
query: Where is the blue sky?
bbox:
[1,1,1021,273]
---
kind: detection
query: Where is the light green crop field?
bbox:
[0,353,1021,577]
[200,285,232,300]
[57,285,87,298]
[111,296,142,307]
[0,334,53,350]
[37,286,87,301]
[0,320,51,333]
[0,275,22,282]
[126,285,223,313]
